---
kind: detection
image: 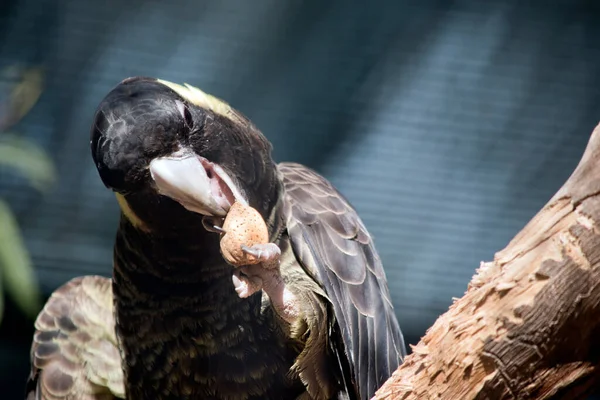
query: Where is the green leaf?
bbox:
[0,199,41,322]
[0,134,56,192]
[0,66,44,130]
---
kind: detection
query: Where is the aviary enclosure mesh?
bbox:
[1,1,599,398]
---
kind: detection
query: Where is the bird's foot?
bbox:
[231,243,281,297]
[231,243,300,324]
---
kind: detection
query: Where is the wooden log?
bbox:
[375,123,600,400]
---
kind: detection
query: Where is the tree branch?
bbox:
[375,123,600,400]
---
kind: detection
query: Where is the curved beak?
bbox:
[149,151,246,217]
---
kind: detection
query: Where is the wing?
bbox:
[279,162,406,400]
[26,276,125,400]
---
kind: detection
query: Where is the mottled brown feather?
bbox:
[26,276,125,400]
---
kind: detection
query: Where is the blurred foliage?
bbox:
[0,65,54,324]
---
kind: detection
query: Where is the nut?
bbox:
[220,201,268,266]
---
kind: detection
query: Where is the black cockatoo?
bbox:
[26,77,406,400]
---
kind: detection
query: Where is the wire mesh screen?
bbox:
[1,0,600,398]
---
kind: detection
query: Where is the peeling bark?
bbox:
[374,123,600,400]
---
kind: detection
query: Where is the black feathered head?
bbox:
[90,77,281,227]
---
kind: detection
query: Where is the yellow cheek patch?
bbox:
[115,193,149,232]
[157,79,246,126]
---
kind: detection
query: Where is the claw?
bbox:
[202,216,226,234]
[232,273,250,297]
[232,268,263,298]
[211,225,227,234]
[241,245,260,258]
[241,243,281,269]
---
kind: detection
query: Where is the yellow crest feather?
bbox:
[157,79,245,125]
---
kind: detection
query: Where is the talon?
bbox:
[232,269,263,298]
[212,225,227,234]
[202,216,226,234]
[232,273,249,297]
[241,245,260,258]
[239,243,281,269]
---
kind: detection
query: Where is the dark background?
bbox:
[1,0,600,398]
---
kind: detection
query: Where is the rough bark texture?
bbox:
[375,123,600,400]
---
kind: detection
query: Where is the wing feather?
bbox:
[26,276,124,400]
[279,162,406,400]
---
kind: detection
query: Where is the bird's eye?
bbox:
[176,100,193,129]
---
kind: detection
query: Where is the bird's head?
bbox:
[90,77,280,231]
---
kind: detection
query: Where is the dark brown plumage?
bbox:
[26,77,405,400]
[280,163,405,400]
